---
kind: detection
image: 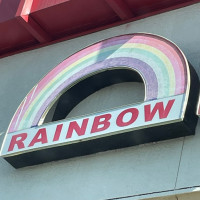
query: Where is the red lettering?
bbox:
[144,99,175,122]
[116,108,139,127]
[66,118,89,139]
[28,128,48,147]
[91,114,111,133]
[53,124,63,141]
[8,133,27,152]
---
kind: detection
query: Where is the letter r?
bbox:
[8,133,27,152]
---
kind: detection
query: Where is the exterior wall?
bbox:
[0,4,200,200]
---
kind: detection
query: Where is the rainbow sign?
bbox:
[2,33,200,168]
[8,33,190,133]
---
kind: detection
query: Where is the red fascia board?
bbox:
[30,0,71,12]
[105,0,135,20]
[15,0,52,43]
[0,0,200,59]
[0,17,37,54]
[16,0,27,16]
[17,15,52,43]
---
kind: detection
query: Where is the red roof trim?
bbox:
[0,0,199,59]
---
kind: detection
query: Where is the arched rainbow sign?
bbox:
[7,33,189,132]
[1,33,199,168]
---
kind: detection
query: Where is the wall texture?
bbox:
[0,3,200,200]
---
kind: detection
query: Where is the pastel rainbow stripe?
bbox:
[8,33,189,133]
